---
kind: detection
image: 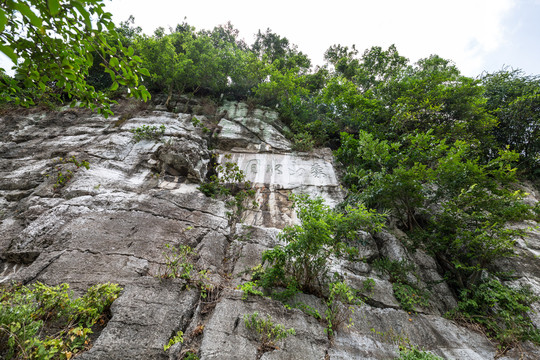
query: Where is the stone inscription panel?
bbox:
[217,152,339,187]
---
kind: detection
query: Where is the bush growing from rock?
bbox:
[44,156,90,191]
[449,278,540,350]
[0,282,121,359]
[130,124,166,142]
[260,194,385,294]
[372,257,429,312]
[158,243,214,299]
[199,154,258,226]
[243,312,295,352]
[397,345,443,360]
[325,281,359,337]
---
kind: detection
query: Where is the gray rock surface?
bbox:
[1,100,539,359]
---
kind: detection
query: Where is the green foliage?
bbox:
[425,184,531,289]
[251,28,311,72]
[372,258,415,284]
[325,281,359,337]
[243,312,296,350]
[45,156,90,191]
[392,282,430,313]
[239,281,264,300]
[449,279,540,349]
[291,131,315,152]
[337,124,537,300]
[199,154,257,225]
[0,282,121,359]
[159,243,214,300]
[397,345,443,360]
[389,55,495,143]
[362,278,376,293]
[289,302,322,320]
[199,156,246,198]
[261,194,385,294]
[373,258,429,312]
[130,124,166,142]
[0,0,150,116]
[163,330,183,351]
[325,44,408,92]
[481,69,540,176]
[183,352,200,360]
[160,243,196,280]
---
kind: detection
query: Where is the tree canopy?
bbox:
[0,0,150,116]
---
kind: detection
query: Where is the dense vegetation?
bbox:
[2,2,540,353]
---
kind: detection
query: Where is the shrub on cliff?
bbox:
[260,194,385,294]
[0,282,121,359]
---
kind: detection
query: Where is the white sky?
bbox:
[1,0,539,77]
[102,0,540,77]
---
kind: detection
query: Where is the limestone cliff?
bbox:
[1,97,539,359]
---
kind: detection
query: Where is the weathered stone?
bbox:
[80,278,199,360]
[345,273,401,309]
[410,249,457,314]
[1,101,539,359]
[199,292,328,360]
[156,139,210,182]
[329,305,497,359]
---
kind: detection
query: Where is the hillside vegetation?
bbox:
[1,10,540,356]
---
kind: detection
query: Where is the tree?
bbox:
[387,55,495,144]
[482,69,540,175]
[0,0,150,116]
[137,29,194,107]
[252,28,311,72]
[324,44,408,92]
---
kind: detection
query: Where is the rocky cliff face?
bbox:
[1,98,539,359]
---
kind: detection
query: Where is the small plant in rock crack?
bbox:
[325,281,360,338]
[397,345,443,360]
[239,281,264,300]
[130,124,166,142]
[159,244,215,299]
[183,351,200,360]
[161,243,196,280]
[199,154,258,225]
[370,327,443,359]
[288,302,322,320]
[44,155,90,191]
[362,278,376,293]
[163,330,183,351]
[190,116,210,133]
[243,312,296,352]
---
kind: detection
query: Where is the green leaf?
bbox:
[110,81,119,91]
[0,8,7,33]
[109,57,119,68]
[85,52,93,67]
[73,1,92,29]
[127,46,134,57]
[48,0,61,16]
[13,2,42,28]
[0,44,17,63]
[139,68,150,77]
